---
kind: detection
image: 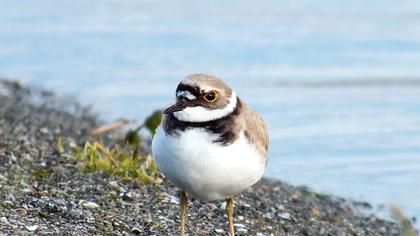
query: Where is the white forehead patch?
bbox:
[176,90,196,100]
[173,91,237,122]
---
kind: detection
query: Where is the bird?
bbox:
[152,74,269,236]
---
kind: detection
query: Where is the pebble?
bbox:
[1,217,8,224]
[3,200,13,206]
[234,223,247,228]
[337,231,346,236]
[214,228,225,234]
[108,181,119,188]
[242,203,251,208]
[169,195,180,204]
[79,200,100,209]
[276,204,285,210]
[277,212,291,220]
[25,225,38,231]
[131,226,142,234]
[158,216,174,223]
[40,127,49,134]
[237,227,248,233]
[263,212,272,219]
[121,192,134,201]
[15,208,27,215]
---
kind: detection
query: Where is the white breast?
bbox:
[152,126,265,202]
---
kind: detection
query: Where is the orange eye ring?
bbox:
[203,91,218,102]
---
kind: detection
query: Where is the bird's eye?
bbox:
[203,91,218,102]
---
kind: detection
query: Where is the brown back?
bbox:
[235,99,269,163]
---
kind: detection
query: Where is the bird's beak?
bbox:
[163,100,187,114]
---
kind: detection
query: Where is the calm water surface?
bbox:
[1,0,420,224]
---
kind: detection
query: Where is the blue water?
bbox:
[1,0,420,226]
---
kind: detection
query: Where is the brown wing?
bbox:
[241,101,269,163]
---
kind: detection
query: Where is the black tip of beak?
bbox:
[163,101,186,114]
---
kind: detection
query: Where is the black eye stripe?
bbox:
[176,84,200,97]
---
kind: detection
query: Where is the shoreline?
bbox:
[0,80,405,235]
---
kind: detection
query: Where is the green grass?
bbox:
[73,110,162,184]
[75,141,159,183]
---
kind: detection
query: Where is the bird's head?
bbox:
[163,74,237,123]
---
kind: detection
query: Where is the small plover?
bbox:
[152,74,269,236]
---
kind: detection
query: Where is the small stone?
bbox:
[234,223,247,228]
[215,228,225,234]
[21,187,32,193]
[131,226,141,234]
[0,83,11,96]
[3,200,13,206]
[108,181,119,188]
[9,153,17,162]
[311,207,320,217]
[25,225,38,231]
[263,212,272,219]
[79,200,100,209]
[22,153,33,162]
[40,127,49,134]
[278,212,291,220]
[1,217,8,224]
[237,227,248,233]
[5,194,15,202]
[276,204,285,210]
[16,207,27,215]
[158,215,174,223]
[169,195,179,204]
[69,209,83,218]
[337,231,346,236]
[206,202,218,210]
[242,203,251,208]
[122,192,134,201]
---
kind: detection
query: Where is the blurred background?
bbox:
[1,0,419,226]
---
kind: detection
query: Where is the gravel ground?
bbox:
[0,80,403,235]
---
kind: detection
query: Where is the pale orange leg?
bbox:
[180,191,188,236]
[226,198,235,236]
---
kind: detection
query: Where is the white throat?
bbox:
[173,91,237,122]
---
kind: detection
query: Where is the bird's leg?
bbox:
[180,191,188,236]
[225,198,235,236]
